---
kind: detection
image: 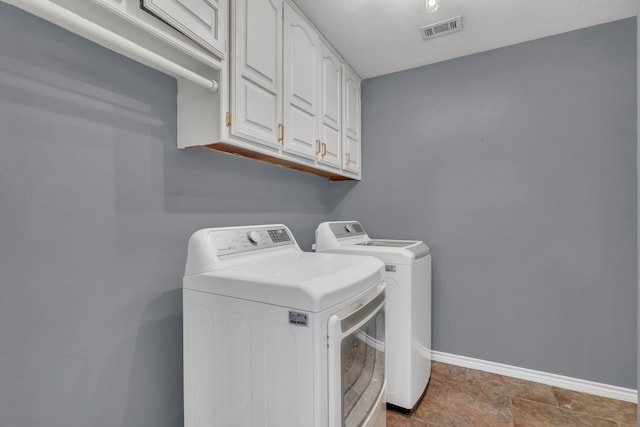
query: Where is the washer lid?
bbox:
[320,241,429,264]
[183,252,384,312]
[356,240,416,248]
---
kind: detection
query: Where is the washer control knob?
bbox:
[344,224,355,233]
[247,231,261,244]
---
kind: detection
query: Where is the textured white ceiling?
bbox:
[292,0,637,78]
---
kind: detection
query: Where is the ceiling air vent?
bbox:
[420,16,463,40]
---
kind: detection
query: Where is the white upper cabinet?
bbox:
[282,2,319,160]
[141,0,226,57]
[318,41,342,169]
[170,0,363,180]
[22,0,363,179]
[343,65,361,175]
[231,0,283,148]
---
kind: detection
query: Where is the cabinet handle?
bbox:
[322,142,327,157]
[278,123,284,142]
[316,139,322,155]
[346,152,351,166]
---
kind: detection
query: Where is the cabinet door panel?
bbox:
[318,42,341,168]
[343,66,361,174]
[241,78,280,139]
[142,0,225,57]
[344,71,360,141]
[232,0,282,147]
[283,3,319,159]
[320,47,341,131]
[245,0,278,84]
[290,106,317,156]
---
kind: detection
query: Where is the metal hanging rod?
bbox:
[1,0,219,92]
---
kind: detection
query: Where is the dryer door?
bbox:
[328,287,386,427]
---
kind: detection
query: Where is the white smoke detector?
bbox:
[420,16,463,40]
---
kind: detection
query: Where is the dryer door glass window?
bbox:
[341,304,385,427]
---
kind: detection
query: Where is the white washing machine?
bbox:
[315,221,432,413]
[183,224,387,427]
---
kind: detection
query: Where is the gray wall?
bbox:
[331,18,638,388]
[0,3,331,426]
[0,3,636,427]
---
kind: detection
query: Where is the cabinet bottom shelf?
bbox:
[200,142,356,181]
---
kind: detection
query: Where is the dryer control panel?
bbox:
[185,225,301,275]
[209,225,294,257]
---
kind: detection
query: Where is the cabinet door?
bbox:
[142,0,226,58]
[283,3,319,160]
[343,66,361,174]
[231,0,282,148]
[318,42,342,169]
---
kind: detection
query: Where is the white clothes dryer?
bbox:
[315,221,432,413]
[183,224,387,427]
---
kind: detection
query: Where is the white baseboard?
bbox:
[431,350,637,404]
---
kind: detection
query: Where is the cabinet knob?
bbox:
[316,139,322,155]
[322,142,327,157]
[346,152,351,165]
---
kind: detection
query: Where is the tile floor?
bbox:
[386,361,638,427]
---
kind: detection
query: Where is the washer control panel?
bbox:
[329,221,366,239]
[209,225,294,257]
